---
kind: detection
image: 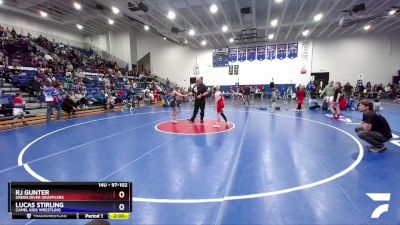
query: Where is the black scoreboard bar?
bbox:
[9,182,132,220]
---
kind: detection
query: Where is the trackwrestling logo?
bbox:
[366,193,391,219]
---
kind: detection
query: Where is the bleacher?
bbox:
[10,70,37,89]
[0,93,14,116]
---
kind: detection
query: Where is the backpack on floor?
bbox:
[322,100,329,110]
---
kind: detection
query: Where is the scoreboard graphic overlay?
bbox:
[9,182,132,220]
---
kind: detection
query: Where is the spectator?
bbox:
[343,82,353,98]
[308,94,321,110]
[62,94,77,119]
[13,92,27,126]
[31,75,42,102]
[243,85,251,106]
[347,96,356,111]
[320,81,335,103]
[373,98,381,112]
[286,86,293,101]
[355,100,392,152]
[43,81,61,123]
[330,82,342,119]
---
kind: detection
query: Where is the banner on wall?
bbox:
[288,43,298,59]
[267,45,276,60]
[238,47,246,62]
[229,48,237,63]
[277,44,287,60]
[246,46,256,61]
[257,46,266,61]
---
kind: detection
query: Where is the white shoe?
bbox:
[213,124,220,128]
[171,120,178,124]
[225,122,230,128]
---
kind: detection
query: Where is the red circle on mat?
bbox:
[155,119,235,135]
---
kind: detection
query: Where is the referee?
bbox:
[188,77,208,123]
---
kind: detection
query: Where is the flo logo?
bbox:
[366,193,391,219]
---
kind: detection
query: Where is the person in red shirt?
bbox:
[13,92,27,126]
[296,85,306,111]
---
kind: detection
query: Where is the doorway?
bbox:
[312,72,329,89]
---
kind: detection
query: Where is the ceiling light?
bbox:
[188,29,195,36]
[275,0,283,3]
[73,2,81,10]
[271,19,278,27]
[364,25,371,31]
[167,11,176,20]
[108,19,114,25]
[229,38,234,43]
[0,0,3,5]
[40,11,48,17]
[222,25,228,32]
[302,30,310,36]
[111,6,119,14]
[144,25,149,31]
[389,9,396,15]
[76,24,83,30]
[314,13,323,21]
[163,37,167,40]
[201,40,207,46]
[210,4,218,13]
[268,33,274,40]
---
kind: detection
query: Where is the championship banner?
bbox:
[229,48,237,63]
[288,43,298,59]
[246,47,256,62]
[277,44,287,60]
[238,47,247,62]
[267,45,276,61]
[257,46,266,61]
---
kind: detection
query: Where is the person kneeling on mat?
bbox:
[308,94,321,110]
[355,100,392,153]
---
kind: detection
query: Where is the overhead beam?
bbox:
[216,0,236,42]
[160,0,214,48]
[295,0,324,39]
[184,0,222,47]
[0,4,95,35]
[308,0,342,39]
[264,0,272,37]
[234,0,244,30]
[47,1,116,34]
[252,0,257,29]
[387,25,400,33]
[275,0,290,40]
[198,0,230,45]
[144,1,200,48]
[324,0,359,38]
[284,0,308,41]
[340,0,390,36]
[376,20,400,33]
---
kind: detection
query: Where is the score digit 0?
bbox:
[119,203,125,211]
[119,191,125,199]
